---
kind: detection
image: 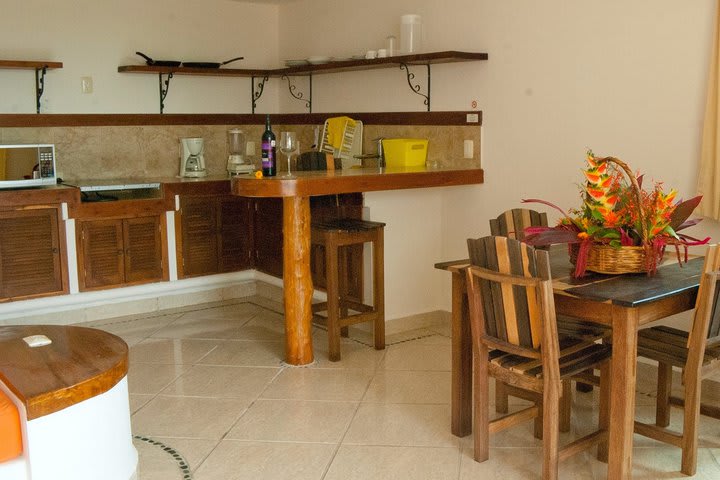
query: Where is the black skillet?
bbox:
[135,51,181,67]
[181,56,244,68]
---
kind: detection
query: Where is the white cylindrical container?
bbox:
[386,35,396,56]
[400,14,422,54]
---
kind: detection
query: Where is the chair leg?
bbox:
[559,379,571,433]
[325,239,341,362]
[680,370,702,476]
[655,362,672,427]
[372,233,385,351]
[474,345,490,462]
[542,380,560,480]
[597,361,610,463]
[495,381,509,414]
[338,246,350,338]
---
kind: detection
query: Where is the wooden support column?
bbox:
[282,195,314,365]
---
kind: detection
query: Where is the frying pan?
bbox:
[181,56,244,69]
[136,51,181,67]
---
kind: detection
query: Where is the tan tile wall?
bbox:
[0,123,480,180]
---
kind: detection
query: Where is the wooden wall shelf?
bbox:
[0,60,63,114]
[117,51,488,114]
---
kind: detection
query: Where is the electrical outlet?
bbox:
[81,76,93,94]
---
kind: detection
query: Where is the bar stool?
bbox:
[311,217,386,361]
[296,152,386,361]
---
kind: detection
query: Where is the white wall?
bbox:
[280,0,719,314]
[0,0,281,113]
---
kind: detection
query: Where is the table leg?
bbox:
[607,305,639,479]
[282,196,314,365]
[451,269,472,437]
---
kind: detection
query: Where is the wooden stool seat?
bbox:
[311,218,386,361]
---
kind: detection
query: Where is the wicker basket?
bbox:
[569,243,649,275]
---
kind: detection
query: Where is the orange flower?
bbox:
[578,232,589,239]
[254,170,264,179]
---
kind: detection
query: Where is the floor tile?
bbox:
[343,403,459,447]
[197,340,286,367]
[128,362,191,395]
[193,440,336,480]
[227,399,358,443]
[131,395,251,439]
[133,436,217,479]
[261,368,374,401]
[129,394,154,414]
[130,337,220,364]
[162,365,281,398]
[325,445,460,480]
[363,370,451,404]
[379,343,452,371]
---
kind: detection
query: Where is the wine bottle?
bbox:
[261,114,276,177]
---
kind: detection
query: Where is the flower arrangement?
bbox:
[523,150,708,277]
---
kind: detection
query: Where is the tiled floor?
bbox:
[83,297,720,479]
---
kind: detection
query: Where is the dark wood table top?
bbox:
[435,247,703,308]
[0,325,128,420]
[232,167,484,197]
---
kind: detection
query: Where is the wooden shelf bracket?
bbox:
[35,66,48,114]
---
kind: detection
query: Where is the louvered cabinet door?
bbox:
[179,196,219,278]
[123,216,163,284]
[79,219,124,289]
[253,197,283,278]
[0,208,63,300]
[218,196,251,272]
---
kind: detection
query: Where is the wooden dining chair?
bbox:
[466,236,611,479]
[489,208,610,414]
[634,243,720,476]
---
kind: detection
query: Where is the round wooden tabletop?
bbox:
[0,325,128,420]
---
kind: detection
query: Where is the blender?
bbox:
[226,128,254,175]
[179,137,208,178]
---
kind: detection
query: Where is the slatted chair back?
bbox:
[489,209,548,241]
[690,244,720,347]
[466,235,553,351]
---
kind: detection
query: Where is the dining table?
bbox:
[435,247,704,480]
[232,166,484,366]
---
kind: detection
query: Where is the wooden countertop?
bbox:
[0,325,128,420]
[231,167,484,197]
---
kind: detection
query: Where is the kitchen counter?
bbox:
[231,166,484,197]
[231,166,484,366]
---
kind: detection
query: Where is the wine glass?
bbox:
[279,131,299,177]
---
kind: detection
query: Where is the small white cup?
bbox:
[377,49,387,58]
[365,50,377,59]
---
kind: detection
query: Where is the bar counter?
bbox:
[232,166,484,365]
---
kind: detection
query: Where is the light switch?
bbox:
[81,76,93,94]
[463,140,474,159]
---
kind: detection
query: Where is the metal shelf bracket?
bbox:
[251,75,270,114]
[35,66,48,114]
[158,72,173,114]
[281,73,312,112]
[399,63,431,112]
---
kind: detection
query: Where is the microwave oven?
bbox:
[0,144,57,189]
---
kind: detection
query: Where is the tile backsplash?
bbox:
[0,123,480,180]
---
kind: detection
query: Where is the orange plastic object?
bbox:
[0,389,22,462]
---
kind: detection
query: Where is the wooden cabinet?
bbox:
[78,215,164,290]
[177,195,251,278]
[0,207,66,301]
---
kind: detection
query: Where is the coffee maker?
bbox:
[179,137,207,178]
[226,128,254,175]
